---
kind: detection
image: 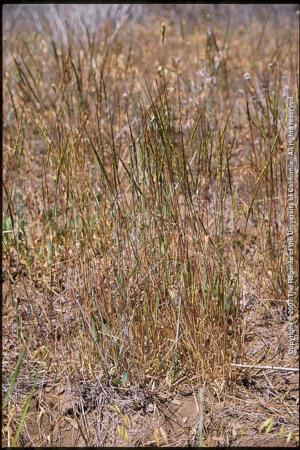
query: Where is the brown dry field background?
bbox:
[2,4,299,447]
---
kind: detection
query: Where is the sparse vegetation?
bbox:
[2,4,299,447]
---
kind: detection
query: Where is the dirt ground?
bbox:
[4,286,298,448]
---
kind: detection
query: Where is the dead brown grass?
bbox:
[2,5,299,447]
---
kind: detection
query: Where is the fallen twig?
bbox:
[231,363,299,372]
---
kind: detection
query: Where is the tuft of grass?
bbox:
[2,5,298,447]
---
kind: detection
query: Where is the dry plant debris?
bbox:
[2,4,299,447]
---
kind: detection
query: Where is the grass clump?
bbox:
[2,5,298,447]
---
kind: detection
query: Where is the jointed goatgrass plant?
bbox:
[3,5,299,447]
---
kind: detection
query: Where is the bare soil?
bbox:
[4,286,298,447]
